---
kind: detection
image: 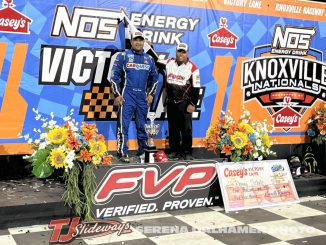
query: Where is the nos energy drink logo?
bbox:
[242,25,326,131]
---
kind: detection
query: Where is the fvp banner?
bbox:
[0,0,326,154]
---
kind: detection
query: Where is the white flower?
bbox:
[38,142,47,150]
[28,138,33,144]
[66,150,75,162]
[23,134,30,140]
[50,112,54,119]
[66,161,74,170]
[34,139,40,144]
[42,122,48,128]
[22,155,30,159]
[48,120,57,129]
[63,115,71,121]
[253,152,259,159]
[35,114,41,121]
[40,133,47,140]
[258,156,263,161]
[32,108,39,114]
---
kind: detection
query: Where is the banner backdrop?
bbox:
[1,0,326,154]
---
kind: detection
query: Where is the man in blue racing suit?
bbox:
[110,32,159,163]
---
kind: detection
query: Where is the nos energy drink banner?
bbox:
[0,0,326,154]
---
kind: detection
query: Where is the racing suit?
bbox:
[163,58,200,155]
[110,49,158,156]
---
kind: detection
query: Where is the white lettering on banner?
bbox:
[162,197,213,211]
[51,5,123,41]
[303,7,325,16]
[40,45,113,85]
[242,57,326,95]
[275,114,298,125]
[96,203,157,218]
[223,0,248,7]
[275,4,302,14]
[272,26,315,51]
[212,34,234,46]
[130,13,199,31]
[142,30,184,45]
[130,13,199,45]
[248,0,262,9]
[0,18,25,30]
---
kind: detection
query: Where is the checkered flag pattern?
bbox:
[80,86,119,121]
[1,195,326,244]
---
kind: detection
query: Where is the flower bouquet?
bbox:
[22,109,112,220]
[307,103,326,145]
[204,109,276,162]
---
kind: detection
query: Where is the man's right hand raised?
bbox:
[114,95,124,107]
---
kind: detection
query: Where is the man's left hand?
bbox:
[147,94,154,106]
[187,104,195,113]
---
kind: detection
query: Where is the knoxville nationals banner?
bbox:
[92,160,222,218]
[1,0,326,154]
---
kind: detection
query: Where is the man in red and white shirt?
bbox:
[159,43,201,160]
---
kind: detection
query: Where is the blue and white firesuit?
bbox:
[110,49,158,156]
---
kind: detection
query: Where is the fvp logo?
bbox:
[0,0,32,34]
[95,163,217,204]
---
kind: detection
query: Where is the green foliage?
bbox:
[30,149,54,178]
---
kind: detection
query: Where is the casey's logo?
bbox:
[0,0,32,34]
[207,17,238,49]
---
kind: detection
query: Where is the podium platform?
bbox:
[1,168,326,229]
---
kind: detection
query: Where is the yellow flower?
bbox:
[238,122,254,134]
[50,148,66,169]
[262,133,271,148]
[92,155,102,165]
[231,131,248,149]
[89,140,107,156]
[48,127,68,144]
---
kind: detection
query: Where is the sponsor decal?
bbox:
[95,163,217,204]
[126,62,150,70]
[167,73,186,81]
[51,5,124,41]
[130,12,200,45]
[242,25,326,131]
[271,97,302,130]
[271,25,316,56]
[93,161,221,218]
[48,217,131,243]
[207,17,238,49]
[0,0,32,34]
[39,45,114,86]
